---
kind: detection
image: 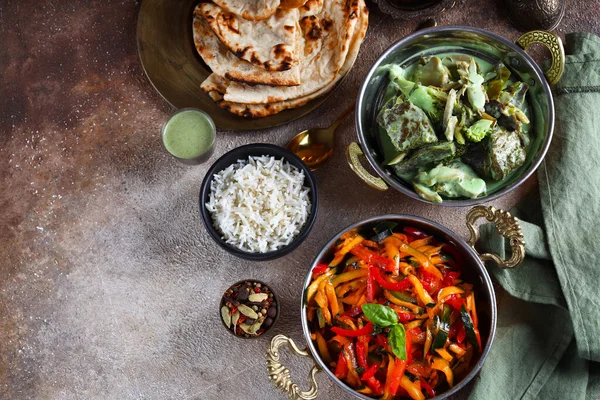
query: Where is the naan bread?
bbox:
[211,0,280,21]
[299,0,324,17]
[221,0,361,105]
[192,6,301,86]
[279,0,307,9]
[201,0,368,118]
[200,3,300,72]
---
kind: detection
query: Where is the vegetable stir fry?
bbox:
[377,55,531,203]
[306,222,482,399]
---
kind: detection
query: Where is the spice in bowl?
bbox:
[220,280,278,338]
[205,155,311,253]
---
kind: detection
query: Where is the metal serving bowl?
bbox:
[266,205,525,400]
[346,26,565,206]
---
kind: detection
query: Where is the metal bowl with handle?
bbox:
[266,206,525,399]
[347,26,565,206]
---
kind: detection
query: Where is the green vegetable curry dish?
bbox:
[376,55,530,203]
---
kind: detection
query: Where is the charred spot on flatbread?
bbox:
[300,15,323,40]
[322,18,333,31]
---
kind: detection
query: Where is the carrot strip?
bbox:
[330,235,365,267]
[330,269,368,287]
[401,242,444,280]
[325,282,340,316]
[408,275,435,305]
[400,375,425,400]
[384,291,423,313]
[431,356,454,387]
[384,239,400,274]
[410,236,433,248]
[336,278,367,297]
[438,286,465,302]
[316,332,332,364]
[306,269,335,303]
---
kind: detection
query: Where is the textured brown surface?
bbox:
[1,0,599,399]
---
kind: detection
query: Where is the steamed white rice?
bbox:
[205,155,311,253]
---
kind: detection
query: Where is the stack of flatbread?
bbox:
[192,0,369,118]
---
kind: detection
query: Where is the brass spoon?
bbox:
[287,102,356,170]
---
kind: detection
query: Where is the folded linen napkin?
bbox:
[472,33,600,400]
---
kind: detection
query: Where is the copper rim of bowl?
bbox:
[300,214,497,400]
[219,279,280,339]
[355,25,555,207]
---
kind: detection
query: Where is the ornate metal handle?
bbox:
[516,30,565,85]
[266,334,321,400]
[466,206,525,269]
[346,142,388,191]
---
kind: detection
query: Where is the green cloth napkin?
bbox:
[471,33,600,400]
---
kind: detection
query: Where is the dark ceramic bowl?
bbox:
[199,143,318,261]
[349,26,564,206]
[219,279,280,339]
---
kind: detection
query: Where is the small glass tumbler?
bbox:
[161,108,216,165]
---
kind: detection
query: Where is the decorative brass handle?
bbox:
[266,334,321,400]
[346,142,388,191]
[516,30,565,85]
[466,206,525,269]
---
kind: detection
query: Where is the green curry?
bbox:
[377,55,531,203]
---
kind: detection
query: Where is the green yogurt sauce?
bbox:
[162,109,215,159]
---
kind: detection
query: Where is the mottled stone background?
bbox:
[1,0,599,399]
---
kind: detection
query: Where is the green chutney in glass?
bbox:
[162,109,215,162]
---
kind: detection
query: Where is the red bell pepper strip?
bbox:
[408,327,426,343]
[362,363,384,395]
[445,294,466,312]
[457,325,466,344]
[361,363,379,381]
[442,271,461,288]
[356,336,370,369]
[370,265,412,291]
[420,270,442,296]
[387,359,407,395]
[388,330,412,395]
[350,245,393,270]
[412,349,423,362]
[367,265,375,302]
[344,306,362,318]
[448,319,462,341]
[334,351,348,379]
[365,376,383,395]
[312,263,329,279]
[331,322,374,337]
[397,311,415,323]
[375,334,391,353]
[421,380,436,398]
[404,226,429,241]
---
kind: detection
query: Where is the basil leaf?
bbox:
[361,304,398,327]
[389,324,407,360]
